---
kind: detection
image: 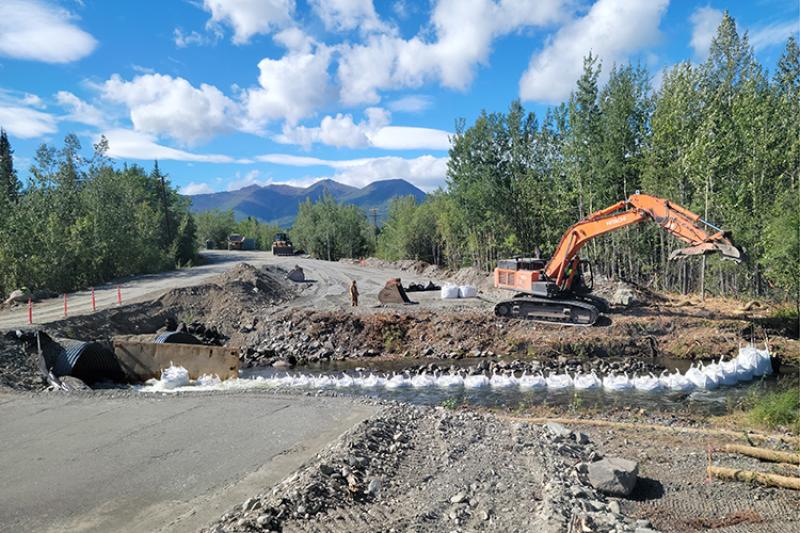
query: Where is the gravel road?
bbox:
[0,391,377,533]
[0,251,458,331]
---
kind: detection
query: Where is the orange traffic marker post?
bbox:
[91,287,96,312]
[63,293,68,318]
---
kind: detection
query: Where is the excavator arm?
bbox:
[545,193,742,287]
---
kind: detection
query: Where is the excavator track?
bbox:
[493,297,599,326]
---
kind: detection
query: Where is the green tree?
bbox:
[0,128,19,204]
[174,214,198,265]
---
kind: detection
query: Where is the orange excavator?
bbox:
[493,192,743,326]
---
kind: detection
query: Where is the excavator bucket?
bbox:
[668,241,743,263]
[378,278,414,304]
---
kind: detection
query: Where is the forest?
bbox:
[377,14,799,308]
[0,134,197,296]
[0,13,797,310]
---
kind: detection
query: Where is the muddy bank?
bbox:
[242,307,798,369]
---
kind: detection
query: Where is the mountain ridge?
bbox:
[187,178,426,227]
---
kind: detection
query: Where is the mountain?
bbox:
[187,178,426,227]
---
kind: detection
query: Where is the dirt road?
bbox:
[0,251,455,331]
[0,391,377,533]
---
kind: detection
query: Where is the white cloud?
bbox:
[202,0,294,44]
[182,182,216,195]
[174,28,218,48]
[56,91,105,127]
[21,93,45,108]
[242,46,334,129]
[336,0,569,105]
[0,0,97,63]
[276,108,450,150]
[519,0,669,103]
[255,153,448,190]
[226,169,271,190]
[101,129,238,163]
[369,126,450,150]
[0,105,57,138]
[276,107,389,148]
[387,94,433,113]
[309,0,387,33]
[750,19,799,51]
[101,74,239,145]
[273,27,315,53]
[690,6,723,60]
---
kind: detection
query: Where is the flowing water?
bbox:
[137,348,793,417]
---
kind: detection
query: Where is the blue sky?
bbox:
[0,0,797,194]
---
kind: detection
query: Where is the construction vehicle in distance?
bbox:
[493,192,743,326]
[272,232,294,256]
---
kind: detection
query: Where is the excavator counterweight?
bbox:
[494,193,744,325]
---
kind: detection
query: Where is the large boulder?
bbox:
[3,288,31,305]
[587,457,639,496]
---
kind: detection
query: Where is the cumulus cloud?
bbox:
[308,0,387,33]
[100,74,239,145]
[276,108,450,150]
[56,91,106,127]
[202,0,294,44]
[101,129,238,163]
[337,0,568,105]
[519,0,669,103]
[0,0,97,63]
[255,153,448,190]
[242,46,334,130]
[182,182,216,195]
[689,6,723,60]
[276,107,389,148]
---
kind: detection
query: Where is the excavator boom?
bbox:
[493,192,744,325]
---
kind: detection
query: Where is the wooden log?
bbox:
[722,444,800,465]
[707,466,800,490]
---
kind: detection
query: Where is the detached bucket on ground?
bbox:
[378,278,414,305]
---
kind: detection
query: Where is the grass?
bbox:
[746,388,800,434]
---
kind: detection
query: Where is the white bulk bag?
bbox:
[441,285,460,299]
[458,285,478,298]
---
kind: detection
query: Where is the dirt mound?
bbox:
[593,277,667,307]
[158,263,294,342]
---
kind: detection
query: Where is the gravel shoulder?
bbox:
[0,390,377,533]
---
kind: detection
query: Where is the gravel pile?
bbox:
[207,404,652,532]
[0,331,44,391]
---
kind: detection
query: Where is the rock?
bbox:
[608,500,620,514]
[588,457,639,496]
[450,491,467,504]
[545,422,572,438]
[367,478,381,497]
[3,288,31,305]
[574,431,590,445]
[480,510,489,521]
[635,529,660,533]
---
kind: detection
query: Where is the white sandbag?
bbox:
[196,373,221,387]
[458,285,478,298]
[440,285,460,299]
[160,364,189,389]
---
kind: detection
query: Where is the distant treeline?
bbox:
[194,210,283,251]
[0,133,197,297]
[377,14,799,308]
